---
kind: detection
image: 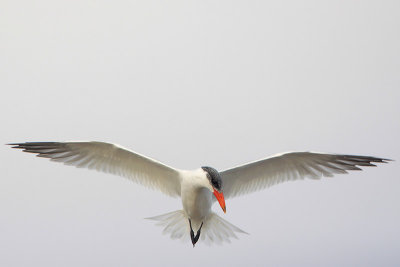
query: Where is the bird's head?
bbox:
[201,166,226,213]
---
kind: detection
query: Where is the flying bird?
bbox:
[8,141,391,246]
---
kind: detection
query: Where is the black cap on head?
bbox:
[201,166,222,192]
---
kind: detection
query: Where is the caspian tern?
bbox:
[8,141,390,246]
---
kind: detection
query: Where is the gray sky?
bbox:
[1,0,399,266]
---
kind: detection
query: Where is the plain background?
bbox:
[1,0,399,266]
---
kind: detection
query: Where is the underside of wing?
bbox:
[9,141,182,197]
[220,152,391,199]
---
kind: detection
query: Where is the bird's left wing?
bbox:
[220,152,390,199]
[9,142,182,197]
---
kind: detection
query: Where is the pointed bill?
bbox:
[213,189,226,213]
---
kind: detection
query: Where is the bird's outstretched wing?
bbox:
[220,152,390,199]
[9,142,182,197]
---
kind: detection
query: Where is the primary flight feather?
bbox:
[8,141,391,246]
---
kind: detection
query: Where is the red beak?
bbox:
[213,189,226,213]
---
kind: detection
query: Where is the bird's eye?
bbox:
[212,178,221,191]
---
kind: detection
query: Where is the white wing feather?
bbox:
[10,141,182,197]
[220,152,390,199]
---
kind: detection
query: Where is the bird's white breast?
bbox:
[180,169,213,221]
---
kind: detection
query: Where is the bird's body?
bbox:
[8,141,391,246]
[180,169,212,222]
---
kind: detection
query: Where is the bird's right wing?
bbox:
[220,152,390,199]
[9,141,182,197]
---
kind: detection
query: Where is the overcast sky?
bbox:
[1,0,399,266]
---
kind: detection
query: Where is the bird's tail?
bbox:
[146,210,248,245]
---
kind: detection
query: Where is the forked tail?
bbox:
[146,210,248,245]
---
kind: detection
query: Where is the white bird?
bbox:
[8,141,391,246]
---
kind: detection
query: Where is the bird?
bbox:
[8,141,391,246]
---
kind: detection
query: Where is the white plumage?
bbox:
[9,141,390,246]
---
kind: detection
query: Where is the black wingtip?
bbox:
[7,142,62,148]
[347,155,393,164]
[374,158,394,164]
[6,143,24,149]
